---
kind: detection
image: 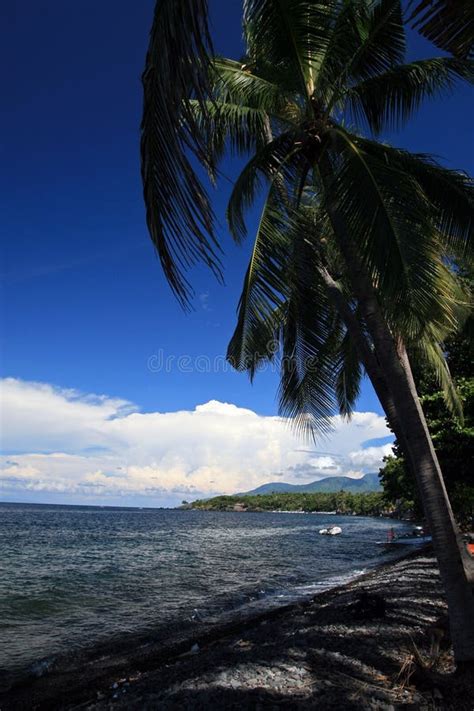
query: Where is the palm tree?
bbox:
[409,0,474,59]
[141,0,474,662]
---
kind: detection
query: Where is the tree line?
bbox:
[190,491,387,516]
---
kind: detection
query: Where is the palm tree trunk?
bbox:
[365,306,474,664]
[328,227,474,663]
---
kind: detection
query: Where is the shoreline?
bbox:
[3,547,465,711]
[0,556,395,704]
[1,548,395,688]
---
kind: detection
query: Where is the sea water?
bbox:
[0,503,411,680]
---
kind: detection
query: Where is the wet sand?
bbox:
[3,551,472,710]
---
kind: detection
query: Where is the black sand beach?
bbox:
[3,550,472,711]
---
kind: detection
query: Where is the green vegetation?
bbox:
[380,379,474,526]
[190,491,386,516]
[380,281,474,527]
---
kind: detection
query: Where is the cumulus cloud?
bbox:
[0,378,392,507]
[348,444,393,468]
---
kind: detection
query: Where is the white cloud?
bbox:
[0,378,392,507]
[348,444,393,468]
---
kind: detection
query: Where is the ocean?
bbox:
[0,502,411,683]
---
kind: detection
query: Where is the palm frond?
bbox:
[212,58,301,123]
[277,302,340,440]
[351,137,474,259]
[276,218,343,439]
[321,128,443,337]
[313,0,364,100]
[352,0,406,78]
[243,0,335,97]
[189,99,269,170]
[226,130,306,242]
[227,187,290,376]
[347,57,474,133]
[409,0,474,59]
[415,338,464,422]
[140,0,222,307]
[405,265,470,421]
[331,0,406,90]
[228,193,344,438]
[335,328,364,419]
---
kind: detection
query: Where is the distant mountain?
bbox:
[243,472,381,495]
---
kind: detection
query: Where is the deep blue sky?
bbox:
[2,0,473,417]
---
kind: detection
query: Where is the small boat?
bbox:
[319,526,342,536]
[383,525,431,547]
